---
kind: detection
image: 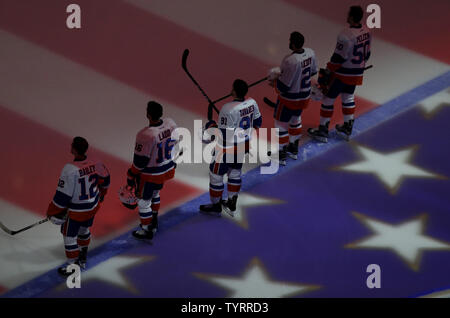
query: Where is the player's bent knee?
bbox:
[341,93,355,104]
[137,199,152,213]
[322,97,335,106]
[228,169,242,180]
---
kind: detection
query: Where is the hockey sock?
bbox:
[64,236,79,263]
[77,231,91,249]
[151,196,161,212]
[276,130,289,149]
[227,177,241,199]
[288,123,302,143]
[320,103,334,126]
[209,182,224,204]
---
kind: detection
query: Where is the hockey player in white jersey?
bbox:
[47,137,110,276]
[124,101,178,240]
[199,79,262,216]
[268,31,317,164]
[308,5,371,142]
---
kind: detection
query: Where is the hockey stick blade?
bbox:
[263,97,277,108]
[181,49,189,71]
[0,221,13,235]
[0,218,49,236]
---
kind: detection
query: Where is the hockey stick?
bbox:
[211,76,269,105]
[181,49,220,120]
[263,97,277,108]
[0,217,49,236]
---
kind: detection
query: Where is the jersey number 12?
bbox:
[78,175,98,200]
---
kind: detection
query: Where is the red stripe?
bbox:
[65,250,80,260]
[140,216,153,226]
[279,136,289,145]
[342,107,356,115]
[227,184,241,192]
[288,127,302,136]
[0,284,7,295]
[285,0,450,64]
[320,109,334,118]
[0,105,201,238]
[77,238,91,247]
[209,189,223,198]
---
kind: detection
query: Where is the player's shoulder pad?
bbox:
[245,97,257,105]
[304,47,316,57]
[338,28,352,42]
[61,163,79,177]
[164,117,177,128]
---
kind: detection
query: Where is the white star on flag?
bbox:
[81,255,153,293]
[346,212,450,271]
[417,88,450,118]
[195,258,319,298]
[338,145,443,193]
[222,193,283,229]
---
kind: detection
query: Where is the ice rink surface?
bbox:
[0,0,449,297]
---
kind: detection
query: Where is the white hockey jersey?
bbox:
[129,118,177,184]
[327,25,371,85]
[276,48,318,109]
[217,97,262,150]
[47,157,110,222]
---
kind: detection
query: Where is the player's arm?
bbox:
[276,58,296,93]
[252,103,262,129]
[47,166,74,224]
[127,135,151,187]
[327,34,350,72]
[311,51,319,77]
[364,34,371,62]
[97,163,110,202]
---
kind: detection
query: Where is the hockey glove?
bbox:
[49,210,67,225]
[127,168,139,188]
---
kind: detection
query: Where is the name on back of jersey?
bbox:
[79,164,96,177]
[356,32,370,44]
[158,129,171,141]
[302,57,312,68]
[239,105,255,117]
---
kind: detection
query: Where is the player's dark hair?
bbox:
[72,136,89,156]
[147,101,163,120]
[349,5,364,23]
[290,31,304,49]
[233,79,248,99]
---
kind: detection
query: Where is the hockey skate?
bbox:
[57,260,82,277]
[151,212,158,234]
[335,119,354,141]
[307,123,329,143]
[221,196,238,217]
[199,202,222,216]
[132,225,154,240]
[286,140,299,160]
[78,247,88,269]
[267,147,287,166]
[272,146,288,166]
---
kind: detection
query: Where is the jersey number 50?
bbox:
[351,40,370,64]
